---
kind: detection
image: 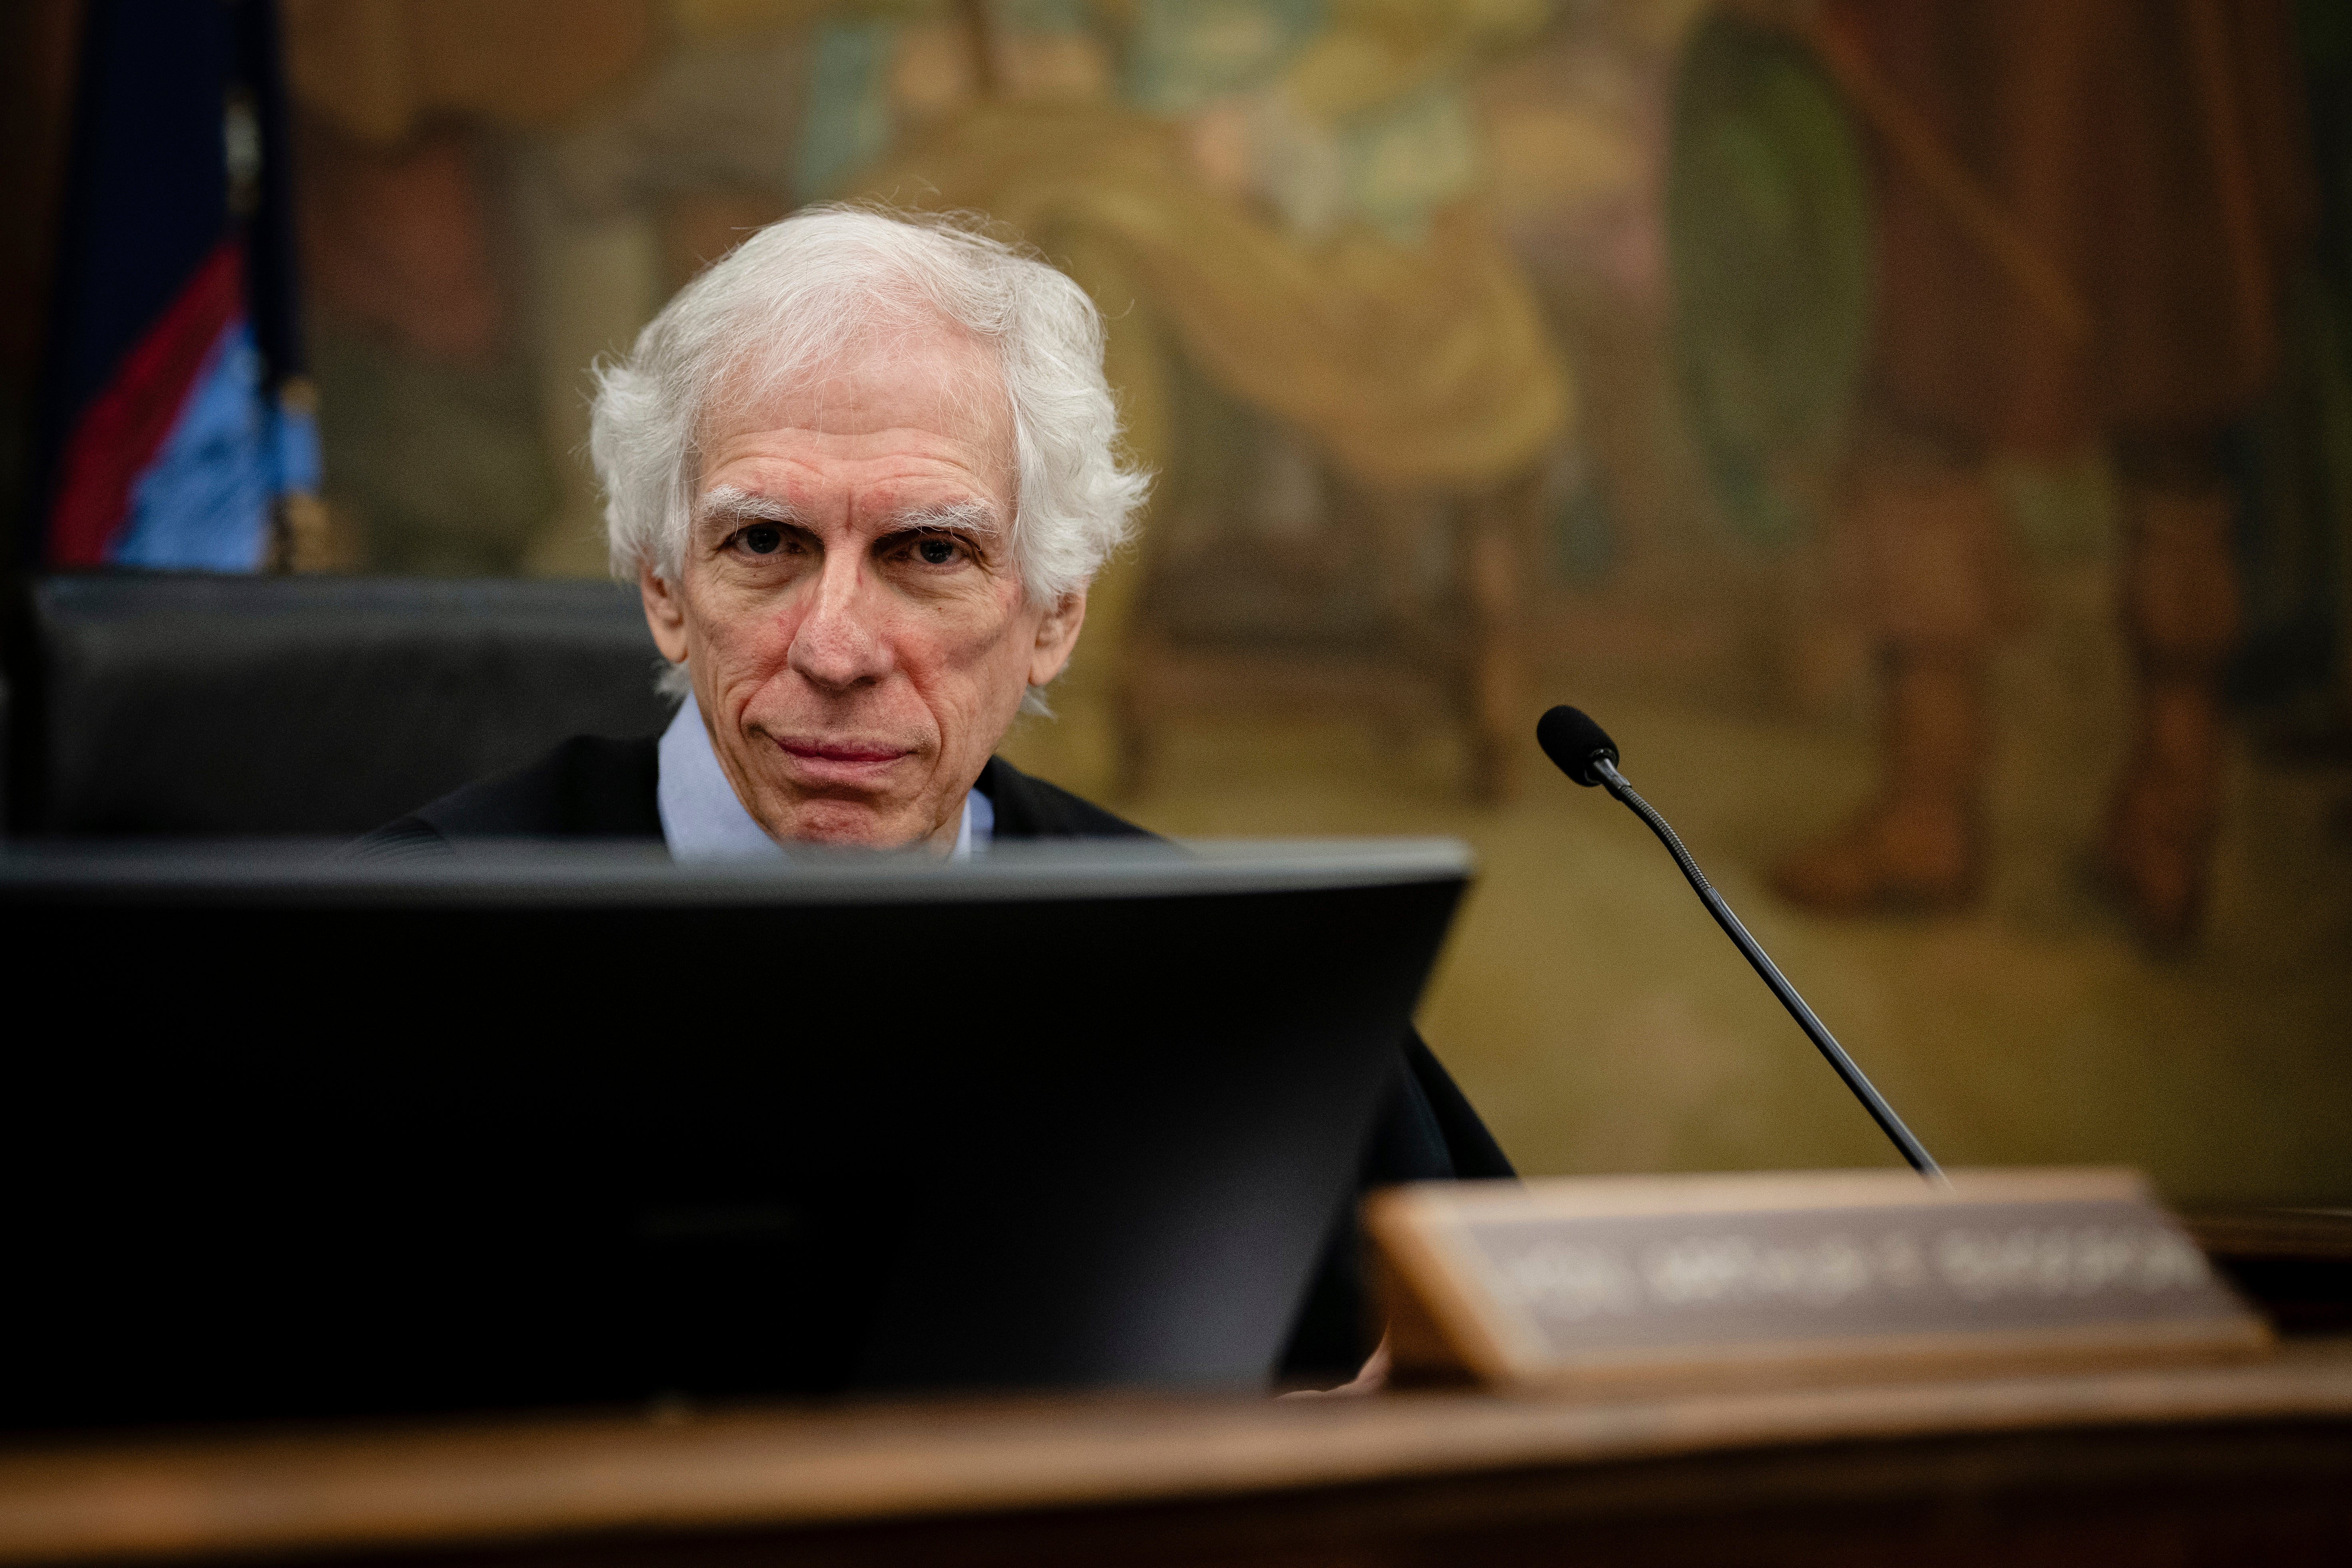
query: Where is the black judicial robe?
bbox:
[357,737,1515,1377]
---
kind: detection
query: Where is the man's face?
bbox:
[641,321,1085,849]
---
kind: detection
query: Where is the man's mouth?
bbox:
[773,737,912,782]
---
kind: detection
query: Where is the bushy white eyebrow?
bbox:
[693,484,801,531]
[691,487,1001,546]
[890,501,999,539]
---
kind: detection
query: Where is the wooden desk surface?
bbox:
[6,1339,2351,1567]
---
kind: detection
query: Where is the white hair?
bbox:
[589,205,1149,704]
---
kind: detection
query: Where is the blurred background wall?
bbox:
[6,0,2347,1206]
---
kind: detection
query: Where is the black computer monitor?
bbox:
[1,839,1470,1430]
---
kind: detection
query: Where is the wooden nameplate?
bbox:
[1367,1169,2274,1393]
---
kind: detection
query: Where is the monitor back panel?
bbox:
[1,847,1467,1429]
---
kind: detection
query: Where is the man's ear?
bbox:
[641,566,690,666]
[1027,586,1088,689]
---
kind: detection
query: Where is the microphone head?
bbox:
[1537,705,1619,786]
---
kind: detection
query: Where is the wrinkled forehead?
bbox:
[699,306,1016,475]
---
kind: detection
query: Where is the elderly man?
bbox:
[360,207,1510,1381]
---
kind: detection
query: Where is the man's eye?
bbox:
[739,525,783,555]
[915,536,961,566]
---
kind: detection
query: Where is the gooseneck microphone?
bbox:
[1538,706,1944,1180]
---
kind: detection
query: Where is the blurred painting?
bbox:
[4,0,2346,1206]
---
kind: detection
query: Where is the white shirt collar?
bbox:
[656,691,990,859]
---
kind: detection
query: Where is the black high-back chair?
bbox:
[3,574,673,836]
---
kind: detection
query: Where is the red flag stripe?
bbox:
[46,241,248,567]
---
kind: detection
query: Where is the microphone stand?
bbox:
[1592,757,1946,1181]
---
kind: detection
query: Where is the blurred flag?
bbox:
[33,0,316,572]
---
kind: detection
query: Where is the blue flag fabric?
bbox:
[34,0,314,571]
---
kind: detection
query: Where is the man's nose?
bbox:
[786,550,894,691]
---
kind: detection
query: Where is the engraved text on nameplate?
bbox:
[1462,1200,2230,1358]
